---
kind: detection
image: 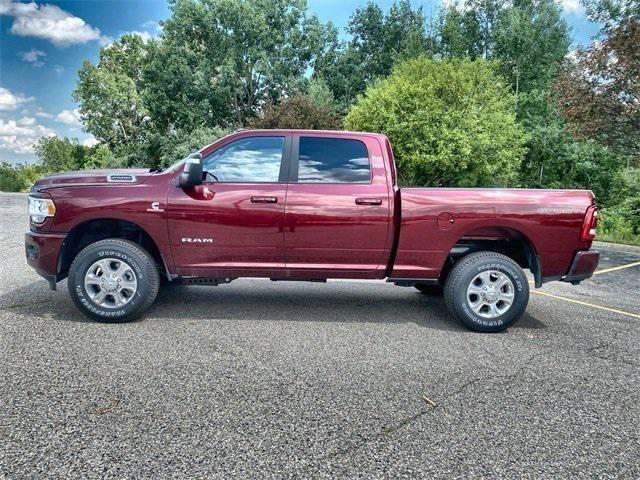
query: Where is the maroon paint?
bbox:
[25,129,598,285]
[167,181,288,278]
[283,132,394,279]
[392,188,595,279]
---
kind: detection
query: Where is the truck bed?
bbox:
[391,188,596,281]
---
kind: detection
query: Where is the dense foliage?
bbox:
[554,20,640,161]
[248,94,341,130]
[314,0,432,109]
[2,0,638,244]
[345,57,527,187]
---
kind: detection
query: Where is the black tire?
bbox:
[444,251,529,333]
[67,238,160,323]
[414,283,443,295]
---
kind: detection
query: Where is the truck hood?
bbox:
[32,168,155,191]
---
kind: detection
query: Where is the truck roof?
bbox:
[233,128,389,140]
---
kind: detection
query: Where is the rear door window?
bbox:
[296,137,371,183]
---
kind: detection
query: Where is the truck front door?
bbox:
[167,134,290,278]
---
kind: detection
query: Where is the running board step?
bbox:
[269,278,327,283]
[175,277,236,286]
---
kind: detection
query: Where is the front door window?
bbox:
[203,136,284,183]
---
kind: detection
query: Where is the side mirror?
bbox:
[179,153,203,188]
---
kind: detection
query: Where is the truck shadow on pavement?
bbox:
[0,280,547,332]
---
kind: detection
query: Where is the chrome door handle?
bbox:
[251,196,278,204]
[355,197,382,206]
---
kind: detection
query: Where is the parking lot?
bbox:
[1,191,639,478]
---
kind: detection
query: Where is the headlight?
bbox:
[28,196,56,224]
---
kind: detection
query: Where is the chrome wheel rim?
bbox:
[466,270,515,319]
[84,258,138,309]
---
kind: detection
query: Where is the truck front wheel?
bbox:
[67,239,160,323]
[444,251,529,333]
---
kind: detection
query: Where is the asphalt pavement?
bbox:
[1,192,639,479]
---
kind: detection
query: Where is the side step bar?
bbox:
[175,277,236,286]
[386,278,440,287]
[269,278,327,283]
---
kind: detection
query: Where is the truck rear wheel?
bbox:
[67,239,159,323]
[444,251,529,333]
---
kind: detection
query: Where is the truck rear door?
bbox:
[283,133,392,278]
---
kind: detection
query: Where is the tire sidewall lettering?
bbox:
[452,255,529,331]
[73,247,145,318]
[475,263,523,292]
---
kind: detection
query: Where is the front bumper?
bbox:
[562,250,600,284]
[25,231,66,290]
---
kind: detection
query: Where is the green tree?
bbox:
[348,1,429,78]
[83,144,121,169]
[494,0,570,94]
[581,0,640,30]
[316,0,432,108]
[143,37,232,135]
[517,90,623,206]
[0,163,43,192]
[306,78,337,112]
[159,0,333,127]
[439,5,483,58]
[439,0,505,59]
[73,34,152,152]
[599,168,640,244]
[33,136,125,171]
[345,56,527,187]
[439,0,570,94]
[313,47,366,111]
[158,126,230,167]
[248,94,342,130]
[554,20,640,162]
[34,137,87,172]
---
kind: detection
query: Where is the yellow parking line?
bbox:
[593,260,640,275]
[532,290,640,319]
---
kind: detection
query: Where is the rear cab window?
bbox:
[296,137,371,183]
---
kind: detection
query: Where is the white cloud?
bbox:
[124,30,153,42]
[106,20,163,47]
[0,118,54,154]
[18,116,36,126]
[0,1,102,47]
[56,108,81,125]
[35,110,53,118]
[557,0,584,14]
[81,135,100,147]
[140,20,162,33]
[0,87,32,111]
[20,48,46,67]
[99,35,114,47]
[104,28,157,48]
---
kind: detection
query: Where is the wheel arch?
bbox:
[440,225,542,287]
[57,218,169,282]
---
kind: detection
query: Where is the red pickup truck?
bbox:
[25,129,599,332]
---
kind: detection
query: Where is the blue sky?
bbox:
[0,0,600,164]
